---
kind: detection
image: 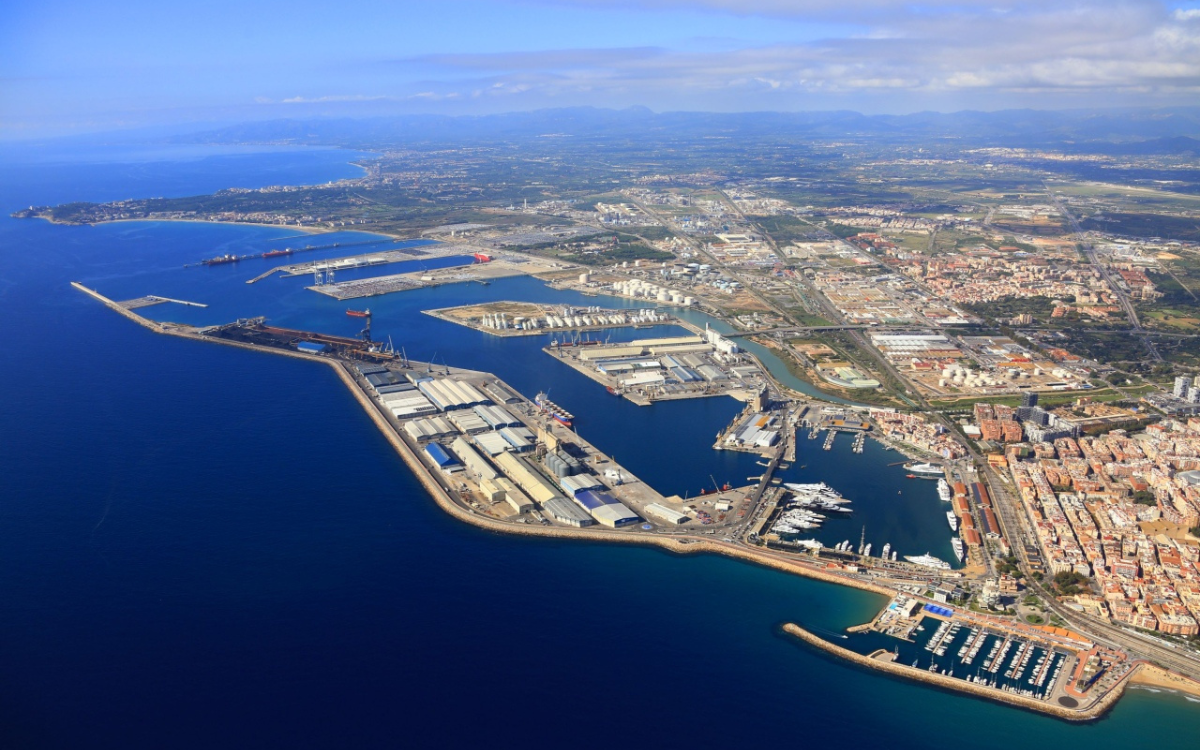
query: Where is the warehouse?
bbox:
[591,503,640,528]
[448,411,490,434]
[646,343,712,356]
[559,474,604,498]
[645,503,689,525]
[580,345,645,361]
[499,426,534,453]
[404,416,457,442]
[669,366,702,383]
[572,489,640,527]
[696,364,728,381]
[473,404,521,429]
[423,443,461,475]
[483,380,522,404]
[376,382,416,395]
[494,452,560,504]
[473,431,512,456]
[542,497,595,527]
[450,437,498,480]
[620,371,666,388]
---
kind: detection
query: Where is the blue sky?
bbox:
[3,0,1200,139]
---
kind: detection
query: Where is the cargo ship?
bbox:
[203,254,242,266]
[262,248,293,258]
[535,392,574,428]
[346,309,371,318]
[606,385,620,397]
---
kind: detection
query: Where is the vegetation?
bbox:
[1133,490,1157,506]
[1052,571,1091,596]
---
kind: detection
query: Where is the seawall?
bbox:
[782,623,1131,722]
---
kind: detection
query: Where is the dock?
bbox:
[120,295,208,309]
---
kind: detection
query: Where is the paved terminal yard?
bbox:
[308,254,574,300]
[542,332,770,407]
[424,300,677,338]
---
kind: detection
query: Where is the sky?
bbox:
[2,0,1200,139]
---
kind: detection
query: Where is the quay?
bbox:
[120,294,208,309]
[308,254,570,300]
[423,300,677,338]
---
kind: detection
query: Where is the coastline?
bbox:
[1128,664,1200,700]
[68,281,1158,722]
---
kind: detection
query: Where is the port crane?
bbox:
[346,308,372,342]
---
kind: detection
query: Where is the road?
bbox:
[1045,186,1162,362]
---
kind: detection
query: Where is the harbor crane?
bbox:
[346,308,372,342]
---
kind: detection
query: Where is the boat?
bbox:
[937,478,952,503]
[346,309,371,318]
[202,254,241,266]
[905,553,952,570]
[262,248,293,258]
[605,385,621,397]
[535,392,575,428]
[904,462,944,477]
[952,537,965,562]
[947,511,959,532]
[881,542,891,560]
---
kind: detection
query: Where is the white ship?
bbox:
[905,553,952,570]
[947,511,959,532]
[881,542,892,560]
[951,537,965,562]
[905,462,944,476]
[863,543,872,557]
[937,478,952,502]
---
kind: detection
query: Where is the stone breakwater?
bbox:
[782,623,1132,722]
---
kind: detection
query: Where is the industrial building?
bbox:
[473,431,513,456]
[450,437,498,480]
[494,452,561,504]
[417,378,492,412]
[645,503,689,525]
[572,490,640,527]
[423,443,461,475]
[542,497,595,527]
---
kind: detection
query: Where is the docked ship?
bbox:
[346,309,371,318]
[606,385,621,397]
[951,537,965,562]
[904,461,943,478]
[535,392,574,428]
[262,248,293,258]
[937,478,952,502]
[946,510,959,532]
[202,254,241,266]
[905,553,952,570]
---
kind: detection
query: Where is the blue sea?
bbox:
[1,144,1198,749]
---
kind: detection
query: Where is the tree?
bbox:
[1133,490,1157,506]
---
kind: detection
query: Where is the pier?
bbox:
[120,295,208,309]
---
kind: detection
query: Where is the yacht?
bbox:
[905,553,952,570]
[951,537,965,562]
[937,478,953,502]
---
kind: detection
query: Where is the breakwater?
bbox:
[782,623,1131,722]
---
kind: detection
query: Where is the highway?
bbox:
[1046,187,1162,362]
